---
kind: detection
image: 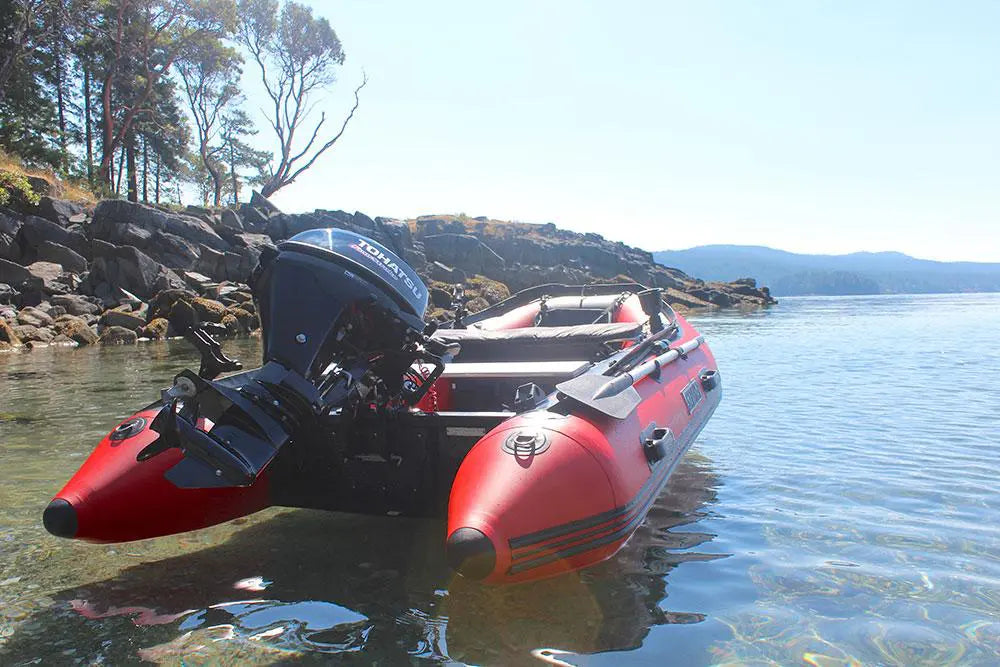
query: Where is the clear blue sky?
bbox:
[250,1,1000,262]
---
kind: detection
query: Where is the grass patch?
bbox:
[0,150,97,205]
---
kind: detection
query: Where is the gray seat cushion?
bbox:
[432,322,642,361]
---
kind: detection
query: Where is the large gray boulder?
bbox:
[92,199,230,254]
[238,202,269,230]
[0,209,21,236]
[0,232,14,261]
[422,233,505,275]
[80,242,185,305]
[12,215,89,262]
[220,209,243,230]
[35,197,86,227]
[36,241,87,274]
[25,261,69,294]
[50,293,102,316]
[16,305,54,328]
[194,232,274,282]
[0,258,44,305]
[375,217,413,255]
[150,230,202,267]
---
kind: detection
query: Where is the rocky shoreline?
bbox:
[0,189,775,351]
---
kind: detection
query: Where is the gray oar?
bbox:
[593,336,704,399]
[556,336,704,420]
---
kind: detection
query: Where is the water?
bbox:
[2,293,999,665]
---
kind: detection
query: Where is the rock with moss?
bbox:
[191,297,226,323]
[424,307,451,324]
[465,276,510,305]
[54,315,98,345]
[147,288,197,321]
[465,296,490,313]
[99,325,138,345]
[139,317,170,340]
[220,313,241,336]
[225,306,259,333]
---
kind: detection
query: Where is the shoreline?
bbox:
[1,191,776,353]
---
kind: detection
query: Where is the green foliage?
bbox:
[0,0,62,167]
[0,168,41,208]
[0,0,345,205]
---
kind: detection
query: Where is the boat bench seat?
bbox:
[441,359,590,379]
[431,321,642,362]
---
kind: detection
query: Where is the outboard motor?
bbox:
[139,229,455,489]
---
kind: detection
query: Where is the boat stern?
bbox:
[44,408,272,543]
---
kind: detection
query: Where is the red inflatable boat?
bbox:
[44,229,721,584]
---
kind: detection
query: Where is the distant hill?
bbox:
[652,245,1000,296]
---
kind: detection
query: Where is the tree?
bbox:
[0,0,43,104]
[93,0,236,195]
[237,0,365,197]
[220,107,270,205]
[0,0,62,166]
[134,75,190,202]
[177,37,242,206]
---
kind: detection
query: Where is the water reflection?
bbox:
[0,456,722,665]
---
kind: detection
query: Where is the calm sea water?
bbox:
[1,293,999,665]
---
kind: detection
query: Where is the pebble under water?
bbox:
[1,293,999,665]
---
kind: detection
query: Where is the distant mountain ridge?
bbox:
[653,245,1000,296]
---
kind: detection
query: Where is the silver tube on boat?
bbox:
[592,336,704,399]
